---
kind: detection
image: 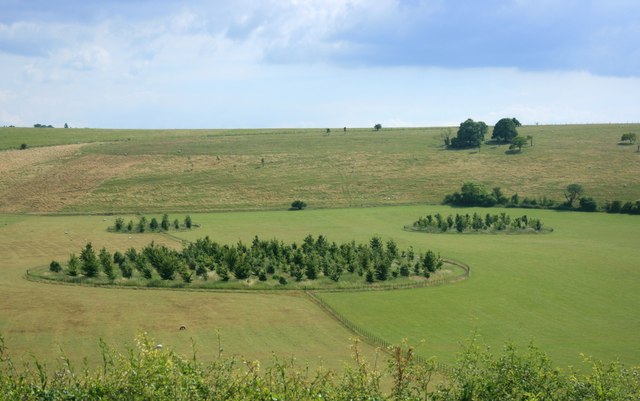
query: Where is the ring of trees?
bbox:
[37,235,467,291]
[407,212,551,234]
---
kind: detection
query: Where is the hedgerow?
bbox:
[1,334,638,400]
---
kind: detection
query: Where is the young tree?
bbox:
[564,183,584,207]
[161,214,170,231]
[184,215,192,229]
[126,220,134,231]
[138,216,147,233]
[509,136,529,152]
[67,254,80,276]
[80,243,100,277]
[114,217,125,231]
[173,218,180,229]
[492,117,519,143]
[99,247,116,280]
[49,260,62,272]
[149,217,159,231]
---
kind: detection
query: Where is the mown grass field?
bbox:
[0,124,638,372]
[1,124,638,213]
[0,206,637,370]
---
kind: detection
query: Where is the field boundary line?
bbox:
[304,259,469,377]
[304,290,455,377]
[24,259,469,293]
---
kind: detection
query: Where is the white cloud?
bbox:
[0,1,639,128]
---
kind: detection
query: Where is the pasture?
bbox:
[0,124,638,372]
[0,206,638,370]
[0,124,638,213]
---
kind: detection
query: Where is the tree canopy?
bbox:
[564,184,584,207]
[492,117,520,143]
[449,119,487,149]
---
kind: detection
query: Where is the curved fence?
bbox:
[304,259,469,376]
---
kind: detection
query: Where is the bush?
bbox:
[19,143,27,150]
[579,196,598,212]
[290,200,307,210]
[49,260,62,272]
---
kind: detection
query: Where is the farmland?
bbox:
[0,124,638,373]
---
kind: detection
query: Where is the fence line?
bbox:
[304,275,466,377]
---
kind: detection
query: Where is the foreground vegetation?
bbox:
[1,334,638,401]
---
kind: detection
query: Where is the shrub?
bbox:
[19,143,27,150]
[579,196,598,212]
[49,260,62,272]
[290,200,307,210]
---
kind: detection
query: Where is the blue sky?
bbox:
[0,0,639,128]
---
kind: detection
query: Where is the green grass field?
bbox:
[0,206,637,370]
[0,125,638,372]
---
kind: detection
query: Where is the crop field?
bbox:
[0,124,638,373]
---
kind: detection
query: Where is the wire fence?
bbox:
[303,261,470,378]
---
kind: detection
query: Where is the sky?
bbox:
[0,0,639,129]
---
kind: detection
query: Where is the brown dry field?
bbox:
[0,124,638,213]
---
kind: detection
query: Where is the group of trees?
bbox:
[446,119,488,149]
[410,212,546,233]
[602,199,640,215]
[443,182,640,214]
[111,214,193,233]
[446,117,530,152]
[33,123,54,128]
[50,235,444,285]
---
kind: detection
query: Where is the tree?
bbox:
[80,242,100,277]
[450,118,487,149]
[64,123,69,129]
[374,123,382,131]
[138,216,147,233]
[492,117,519,143]
[114,217,125,231]
[99,247,116,280]
[291,200,307,210]
[49,260,62,272]
[184,215,192,229]
[67,254,80,276]
[621,133,637,143]
[173,219,180,229]
[149,217,159,231]
[20,143,27,150]
[509,136,528,152]
[564,183,584,207]
[161,214,170,231]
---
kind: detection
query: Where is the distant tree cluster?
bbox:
[443,182,639,215]
[602,200,640,215]
[50,235,444,285]
[111,214,194,233]
[448,119,488,149]
[33,124,54,128]
[410,212,547,233]
[446,117,531,152]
